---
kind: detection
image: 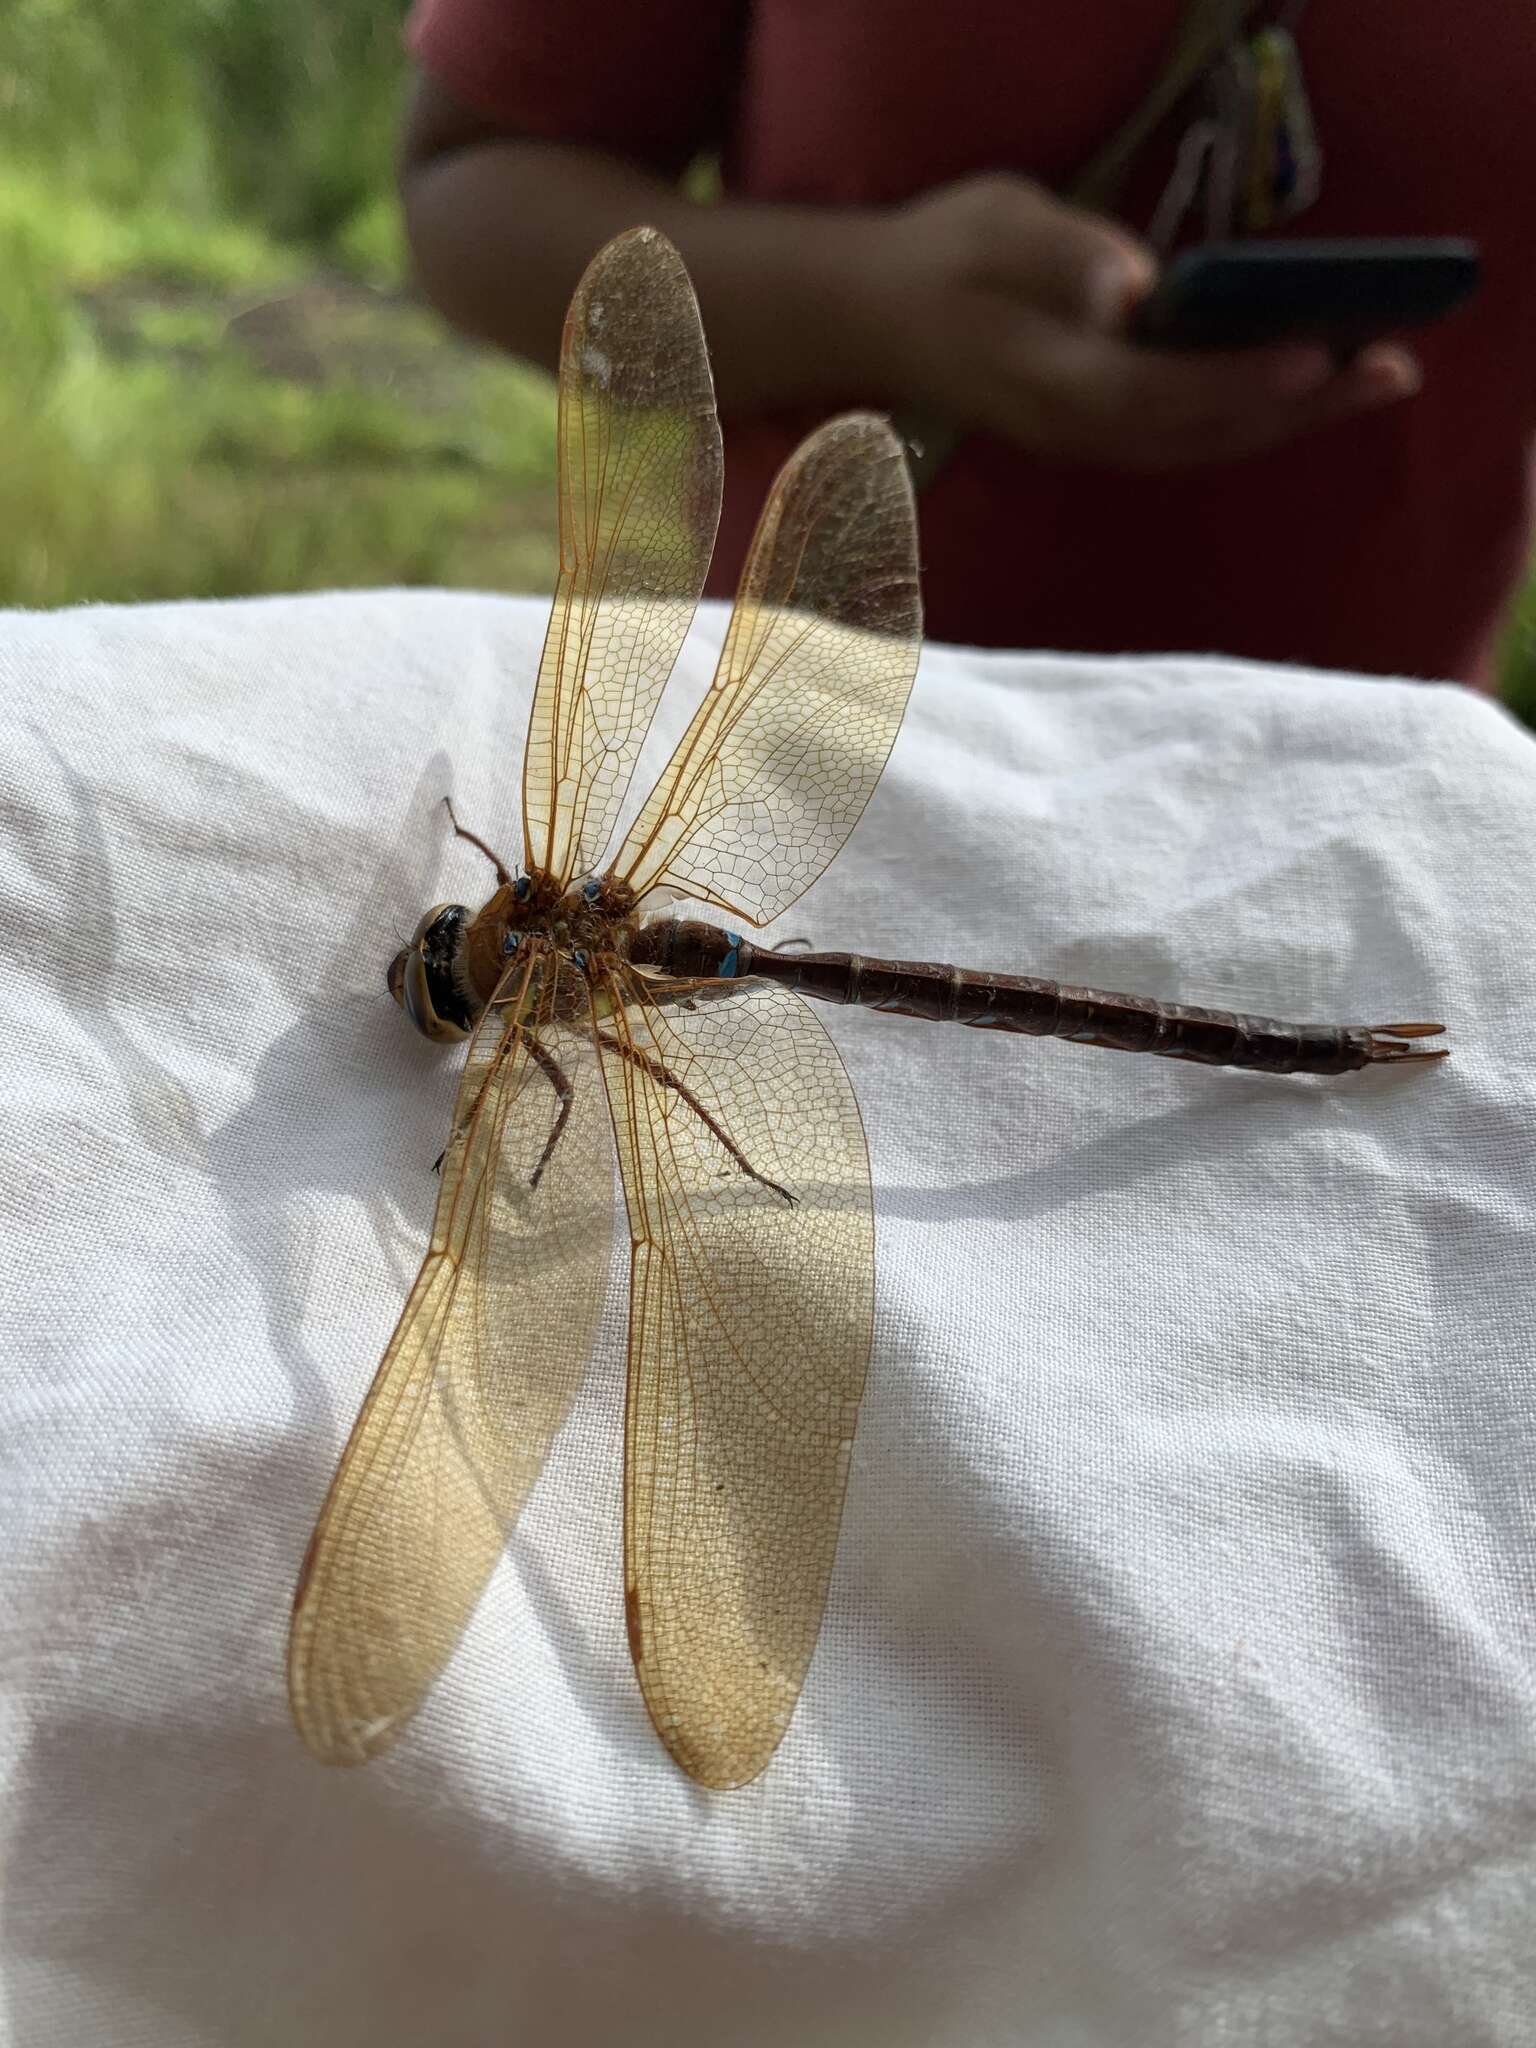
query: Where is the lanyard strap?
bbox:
[1071,0,1262,214]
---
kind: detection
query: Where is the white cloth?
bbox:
[2,591,1533,2048]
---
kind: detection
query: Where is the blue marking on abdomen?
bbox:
[719,932,742,978]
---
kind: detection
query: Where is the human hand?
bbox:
[846,175,1421,470]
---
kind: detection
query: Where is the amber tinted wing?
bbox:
[605,412,920,925]
[592,959,874,1788]
[289,948,614,1764]
[521,227,723,890]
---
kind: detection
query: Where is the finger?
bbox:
[1221,343,1423,455]
[983,318,1424,468]
[988,323,1321,458]
[1066,334,1420,462]
[963,175,1158,328]
[1121,344,1424,468]
[1113,337,1422,426]
[1332,342,1423,404]
[1111,338,1337,416]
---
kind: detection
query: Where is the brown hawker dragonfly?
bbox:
[288,228,1447,1790]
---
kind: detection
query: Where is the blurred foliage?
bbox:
[0,0,559,610]
[1496,582,1536,727]
[0,0,408,262]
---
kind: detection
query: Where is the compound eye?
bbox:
[411,902,459,946]
[392,903,474,1041]
[402,950,470,1041]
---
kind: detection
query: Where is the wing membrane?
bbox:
[606,412,920,924]
[521,227,723,889]
[289,948,615,1763]
[592,960,874,1788]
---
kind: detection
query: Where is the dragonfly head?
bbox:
[388,903,475,1042]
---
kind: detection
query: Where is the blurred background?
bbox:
[2,0,558,609]
[4,2,1534,719]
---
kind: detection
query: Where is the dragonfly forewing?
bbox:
[521,226,723,890]
[289,950,615,1764]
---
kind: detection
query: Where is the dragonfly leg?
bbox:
[432,1026,569,1183]
[443,795,515,889]
[597,1029,795,1204]
[524,1034,574,1188]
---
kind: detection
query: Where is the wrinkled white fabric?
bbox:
[2,591,1533,2048]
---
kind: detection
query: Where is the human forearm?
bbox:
[400,71,1419,466]
[401,104,879,411]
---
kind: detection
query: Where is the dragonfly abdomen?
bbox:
[719,933,1445,1076]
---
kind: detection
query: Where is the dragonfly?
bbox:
[288,226,1447,1791]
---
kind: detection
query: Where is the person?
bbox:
[398,0,1536,689]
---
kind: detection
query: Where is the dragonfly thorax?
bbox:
[390,873,645,1041]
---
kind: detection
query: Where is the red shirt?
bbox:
[408,0,1536,686]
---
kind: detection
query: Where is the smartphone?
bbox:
[1130,238,1482,353]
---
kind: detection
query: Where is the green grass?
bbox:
[0,0,559,611]
[2,0,1534,720]
[0,226,561,608]
[1496,581,1536,726]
